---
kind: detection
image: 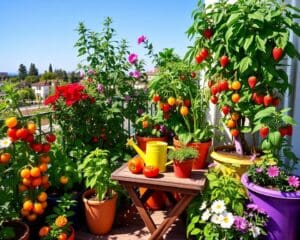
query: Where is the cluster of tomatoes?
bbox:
[128,156,159,178]
[152,94,192,119]
[259,124,293,139]
[4,116,57,222]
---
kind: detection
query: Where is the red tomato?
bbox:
[45,133,56,143]
[128,157,144,174]
[143,166,159,178]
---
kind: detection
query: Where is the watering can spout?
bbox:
[127,138,146,162]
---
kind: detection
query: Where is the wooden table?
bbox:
[111,164,207,240]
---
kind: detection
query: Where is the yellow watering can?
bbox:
[127,138,174,173]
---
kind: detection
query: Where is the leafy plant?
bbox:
[78,148,120,201]
[167,147,198,162]
[186,0,300,154]
[187,166,267,239]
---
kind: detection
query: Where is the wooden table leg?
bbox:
[123,185,157,233]
[149,194,195,240]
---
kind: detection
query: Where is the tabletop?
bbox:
[111,164,207,194]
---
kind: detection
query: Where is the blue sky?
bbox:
[0,0,197,74]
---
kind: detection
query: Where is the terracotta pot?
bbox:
[2,220,30,240]
[135,135,168,152]
[173,137,211,169]
[136,135,168,210]
[82,189,117,235]
[67,226,75,240]
[211,145,259,178]
[173,159,194,178]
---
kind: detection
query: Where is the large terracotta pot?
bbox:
[173,159,194,178]
[2,220,30,240]
[136,135,168,210]
[241,173,300,240]
[211,145,258,178]
[82,189,117,235]
[173,137,211,169]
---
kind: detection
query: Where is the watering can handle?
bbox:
[165,146,176,166]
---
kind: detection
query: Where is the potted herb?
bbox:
[168,147,198,178]
[78,148,120,235]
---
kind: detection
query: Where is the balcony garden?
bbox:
[0,0,300,239]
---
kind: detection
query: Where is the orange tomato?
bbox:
[39,154,51,163]
[30,167,41,177]
[231,81,241,90]
[33,202,44,215]
[226,119,236,129]
[27,122,36,134]
[60,176,69,185]
[128,156,144,174]
[55,216,68,227]
[180,106,189,116]
[41,175,49,185]
[37,192,48,202]
[22,177,32,187]
[5,117,18,128]
[31,177,42,187]
[39,163,48,172]
[231,93,240,103]
[21,208,30,217]
[23,200,34,211]
[167,97,176,106]
[20,168,31,178]
[18,184,28,192]
[0,153,11,163]
[58,233,67,240]
[41,201,48,209]
[231,112,240,121]
[230,129,240,137]
[142,120,149,128]
[38,226,50,237]
[27,213,37,222]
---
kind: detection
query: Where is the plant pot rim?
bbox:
[173,158,195,164]
[135,135,168,141]
[241,173,300,199]
[82,189,118,205]
[173,136,212,144]
[211,145,259,165]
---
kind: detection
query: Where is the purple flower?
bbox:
[208,162,217,168]
[128,53,138,64]
[97,84,103,93]
[129,71,134,77]
[288,176,300,188]
[159,125,166,133]
[234,216,248,232]
[137,35,146,44]
[267,166,280,178]
[137,108,144,115]
[247,204,266,214]
[88,69,96,75]
[132,70,141,79]
[124,95,131,102]
[256,167,263,173]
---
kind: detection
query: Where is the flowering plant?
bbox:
[187,166,268,239]
[38,193,76,239]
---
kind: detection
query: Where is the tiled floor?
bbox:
[75,209,187,240]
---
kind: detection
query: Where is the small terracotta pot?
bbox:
[82,189,117,235]
[173,137,211,169]
[173,159,194,178]
[67,226,75,240]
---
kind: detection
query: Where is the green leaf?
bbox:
[254,107,276,121]
[268,131,282,147]
[282,115,297,125]
[255,35,266,53]
[190,228,201,235]
[239,57,252,74]
[243,35,254,52]
[248,12,264,22]
[226,13,242,27]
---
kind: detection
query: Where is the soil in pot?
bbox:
[1,220,29,240]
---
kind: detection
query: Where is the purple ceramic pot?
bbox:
[241,173,300,240]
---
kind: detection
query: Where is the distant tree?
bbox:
[18,88,35,102]
[63,71,68,81]
[68,71,81,83]
[25,75,39,84]
[18,64,27,80]
[48,64,53,73]
[54,69,68,81]
[9,77,19,83]
[28,63,39,76]
[40,71,56,81]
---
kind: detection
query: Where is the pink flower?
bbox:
[256,167,263,173]
[288,176,300,188]
[137,35,146,44]
[128,53,138,64]
[132,70,141,79]
[267,166,280,178]
[87,69,96,75]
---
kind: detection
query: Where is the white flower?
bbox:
[201,209,211,221]
[211,200,226,214]
[199,201,207,211]
[250,226,261,237]
[220,212,234,229]
[0,137,12,149]
[211,214,223,224]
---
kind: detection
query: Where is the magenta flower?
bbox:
[124,95,131,102]
[288,176,300,188]
[234,216,248,232]
[137,35,146,44]
[267,166,280,178]
[132,70,141,79]
[256,167,263,173]
[97,84,103,93]
[128,53,138,64]
[137,108,144,115]
[88,69,96,75]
